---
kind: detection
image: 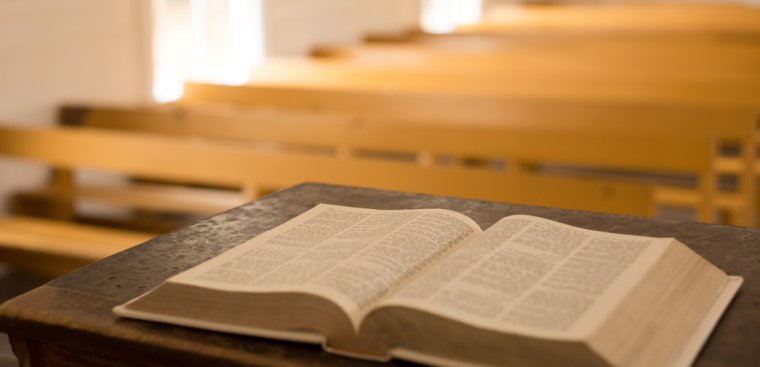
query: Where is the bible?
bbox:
[114,204,741,367]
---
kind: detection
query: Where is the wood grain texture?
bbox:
[0,183,758,366]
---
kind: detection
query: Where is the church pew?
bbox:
[302,15,760,106]
[375,2,760,51]
[465,3,760,36]
[9,104,358,232]
[181,83,759,226]
[181,83,757,142]
[354,118,752,225]
[189,61,760,207]
[175,1,759,226]
[0,216,153,276]
[52,103,756,224]
[12,104,359,231]
[0,119,751,276]
[0,123,655,224]
[311,38,760,88]
[319,20,760,226]
[368,3,760,65]
[59,103,355,146]
[368,3,760,52]
[222,58,760,109]
[53,107,665,218]
[184,21,760,111]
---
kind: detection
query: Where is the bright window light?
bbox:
[152,0,265,103]
[421,0,456,34]
[420,0,482,34]
[450,0,482,25]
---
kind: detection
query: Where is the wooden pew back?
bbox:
[179,85,758,225]
[312,39,760,87]
[471,3,760,35]
[181,83,754,140]
[225,59,760,109]
[0,123,655,217]
[64,104,746,220]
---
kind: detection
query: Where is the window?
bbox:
[420,0,482,34]
[151,0,265,102]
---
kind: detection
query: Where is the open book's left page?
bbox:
[131,204,482,326]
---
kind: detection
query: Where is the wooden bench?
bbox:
[0,216,153,276]
[216,57,760,110]
[369,3,760,49]
[0,122,662,274]
[56,103,747,223]
[182,14,760,225]
[362,4,760,87]
[15,104,358,231]
[66,106,667,213]
[180,84,759,226]
[316,27,760,226]
[242,13,760,109]
[467,3,760,36]
[311,37,760,88]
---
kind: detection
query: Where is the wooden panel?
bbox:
[68,104,356,146]
[0,216,152,259]
[467,3,760,35]
[61,104,748,224]
[66,104,721,173]
[180,83,758,135]
[0,216,153,276]
[0,125,653,216]
[351,121,713,173]
[230,60,760,109]
[312,46,760,93]
[17,183,245,216]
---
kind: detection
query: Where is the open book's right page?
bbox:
[376,215,670,340]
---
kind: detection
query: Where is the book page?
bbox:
[377,215,669,339]
[171,204,482,325]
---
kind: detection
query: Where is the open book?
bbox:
[114,204,741,367]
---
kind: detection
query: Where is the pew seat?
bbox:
[0,216,153,276]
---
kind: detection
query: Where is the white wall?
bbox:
[0,0,152,213]
[0,0,419,213]
[264,0,420,56]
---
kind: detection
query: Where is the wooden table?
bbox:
[0,183,758,366]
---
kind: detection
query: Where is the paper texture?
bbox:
[670,276,743,367]
[170,204,481,325]
[379,215,669,339]
[113,205,739,367]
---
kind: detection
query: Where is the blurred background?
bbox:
[1,0,759,362]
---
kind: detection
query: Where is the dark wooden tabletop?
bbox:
[0,183,758,366]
